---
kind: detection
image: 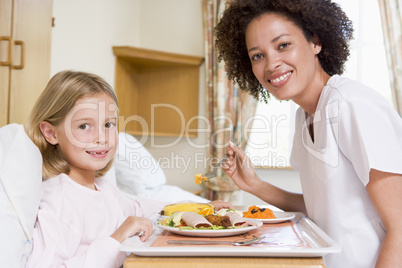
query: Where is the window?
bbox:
[245,0,393,168]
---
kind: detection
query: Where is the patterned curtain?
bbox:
[378,0,402,116]
[202,0,258,204]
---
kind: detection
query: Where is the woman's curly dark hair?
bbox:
[214,0,354,101]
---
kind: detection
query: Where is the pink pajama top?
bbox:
[26,173,165,268]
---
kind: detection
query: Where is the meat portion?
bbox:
[226,212,259,227]
[182,212,213,228]
[205,215,232,228]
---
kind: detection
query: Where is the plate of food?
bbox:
[242,205,295,224]
[158,204,262,237]
[157,220,262,237]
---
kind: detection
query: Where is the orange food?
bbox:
[199,206,214,216]
[195,173,208,185]
[243,205,276,219]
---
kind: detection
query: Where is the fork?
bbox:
[128,230,145,238]
[202,141,241,179]
[167,236,265,246]
[203,154,230,179]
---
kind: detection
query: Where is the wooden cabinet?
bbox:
[113,46,204,137]
[0,0,53,127]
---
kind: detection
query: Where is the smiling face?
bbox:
[51,93,118,185]
[245,13,329,112]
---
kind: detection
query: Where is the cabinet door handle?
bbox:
[12,40,25,70]
[0,36,12,66]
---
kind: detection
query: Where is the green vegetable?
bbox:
[179,226,195,230]
[178,225,229,231]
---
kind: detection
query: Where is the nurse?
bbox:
[215,0,402,267]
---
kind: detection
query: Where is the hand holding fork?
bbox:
[195,141,240,184]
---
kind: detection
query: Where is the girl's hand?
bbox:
[222,141,262,193]
[111,216,153,243]
[208,200,234,211]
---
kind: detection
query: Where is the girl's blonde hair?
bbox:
[25,70,118,180]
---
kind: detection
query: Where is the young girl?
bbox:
[25,70,233,267]
[24,70,163,267]
[215,1,402,267]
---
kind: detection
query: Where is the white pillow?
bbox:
[0,124,42,267]
[114,132,166,197]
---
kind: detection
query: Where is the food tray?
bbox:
[120,213,340,257]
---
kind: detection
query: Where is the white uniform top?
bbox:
[290,75,402,268]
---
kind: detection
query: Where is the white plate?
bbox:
[157,220,262,237]
[244,211,295,224]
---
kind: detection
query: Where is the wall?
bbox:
[50,0,301,206]
[135,0,210,196]
[50,0,141,82]
[139,0,204,56]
